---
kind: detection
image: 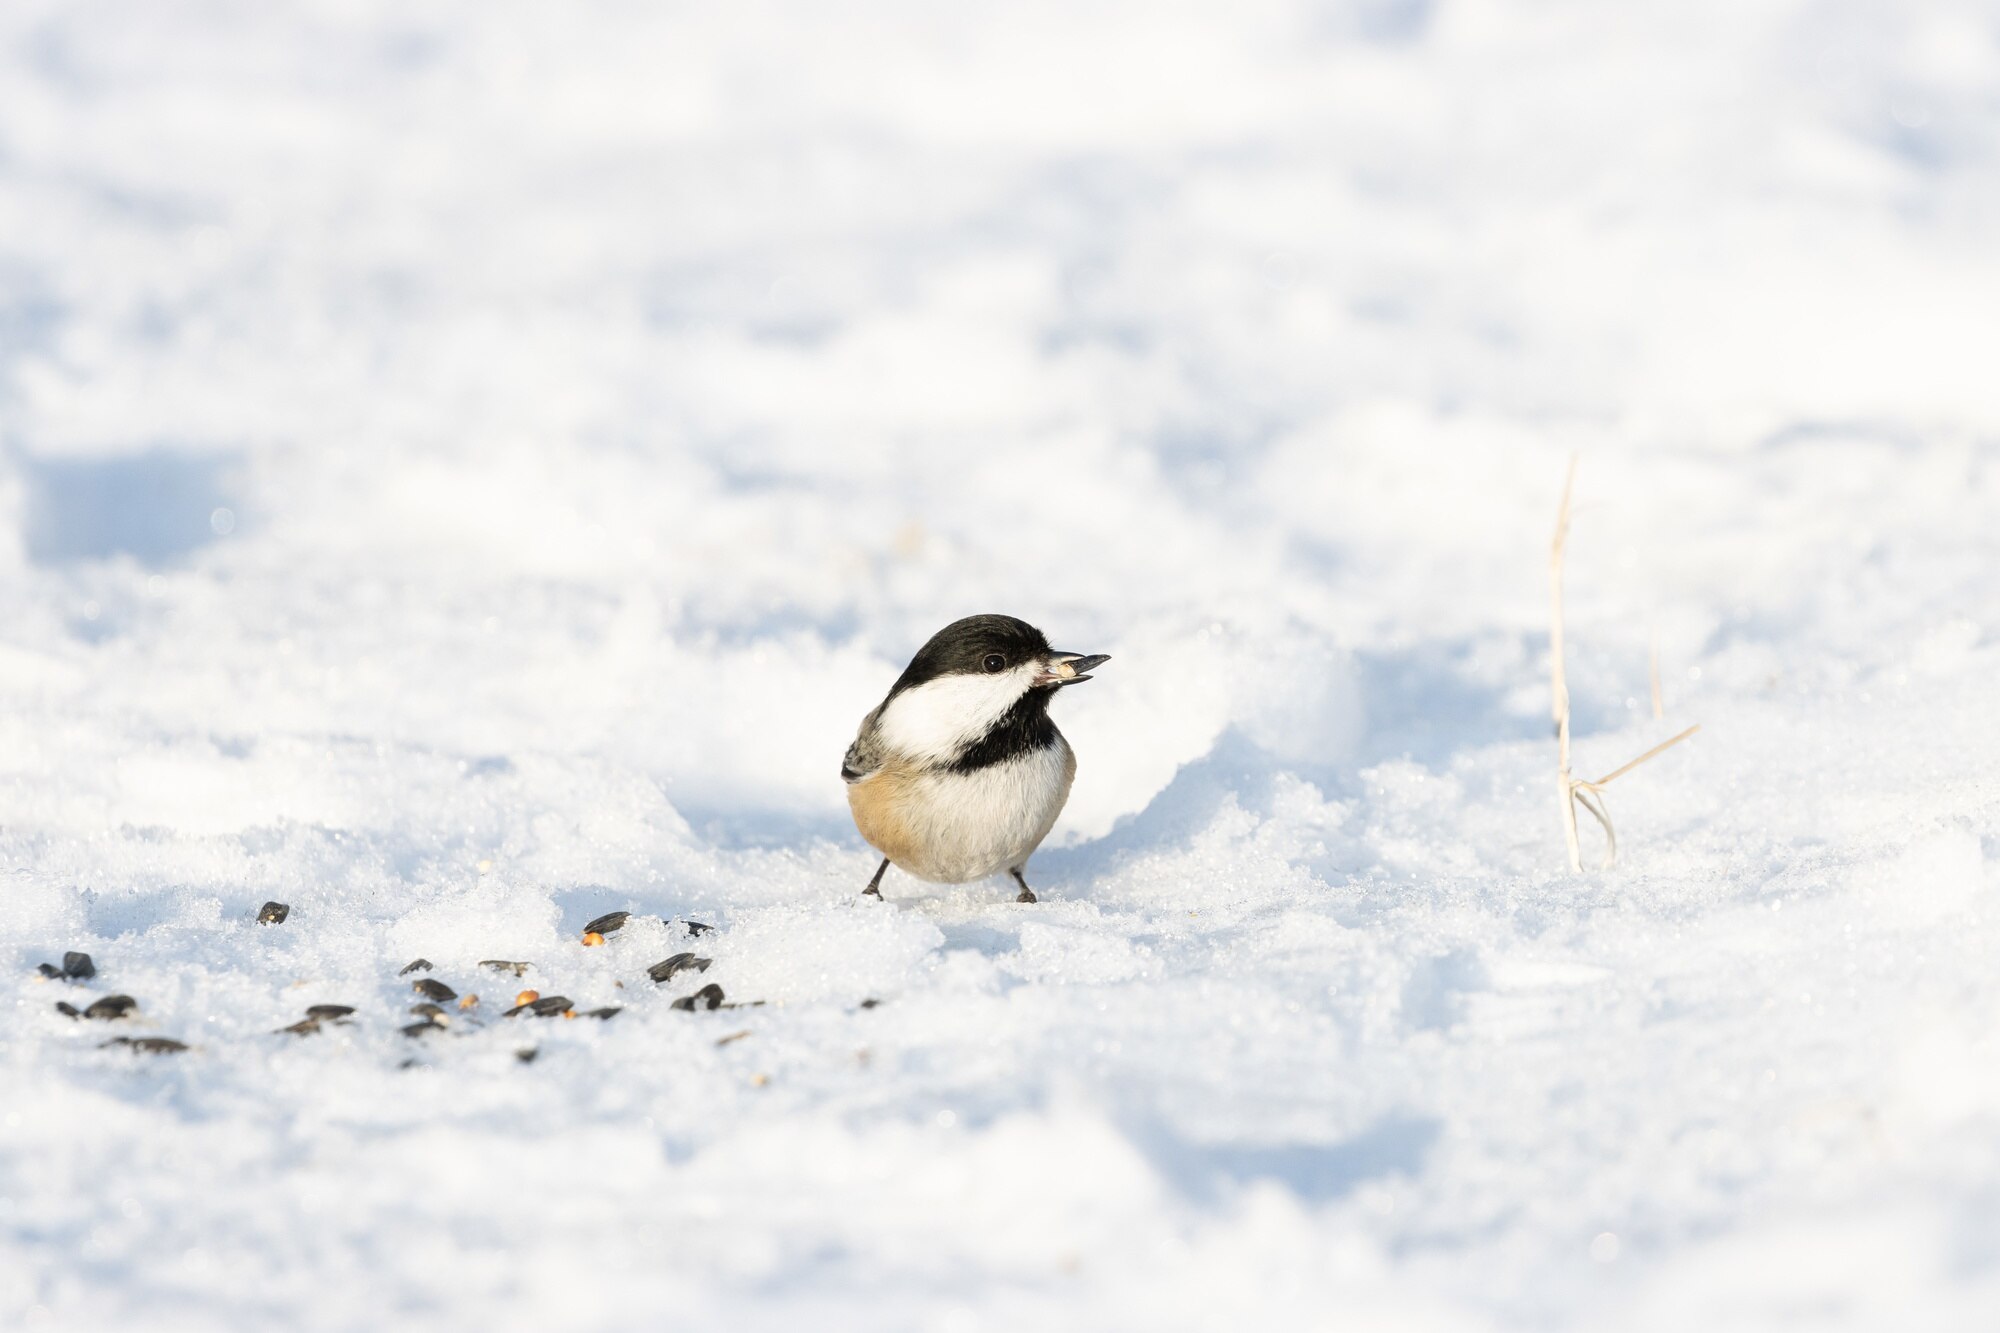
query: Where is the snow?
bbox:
[4,0,2000,1327]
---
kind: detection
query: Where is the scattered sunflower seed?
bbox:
[37,963,63,979]
[671,983,726,1012]
[398,959,433,975]
[648,953,711,985]
[304,1004,355,1021]
[409,1003,448,1020]
[580,1007,621,1020]
[411,979,457,1002]
[680,920,714,937]
[515,1047,538,1064]
[402,1021,443,1037]
[503,995,573,1017]
[257,901,290,925]
[278,1018,322,1036]
[581,931,606,947]
[55,1001,81,1018]
[83,995,138,1021]
[63,951,95,979]
[859,998,882,1009]
[102,1036,187,1054]
[478,960,531,976]
[716,1029,752,1046]
[584,911,630,937]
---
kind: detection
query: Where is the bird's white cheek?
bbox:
[876,668,1036,763]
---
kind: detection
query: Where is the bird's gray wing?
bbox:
[841,708,886,783]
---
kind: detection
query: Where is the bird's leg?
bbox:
[1010,868,1037,904]
[862,857,890,899]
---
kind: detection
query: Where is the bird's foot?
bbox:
[1015,886,1037,904]
[862,884,882,899]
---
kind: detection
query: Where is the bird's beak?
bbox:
[1036,652,1111,687]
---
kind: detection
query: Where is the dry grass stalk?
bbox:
[1550,457,1700,872]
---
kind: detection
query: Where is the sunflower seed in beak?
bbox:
[1037,652,1111,686]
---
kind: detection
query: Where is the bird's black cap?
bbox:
[888,614,1052,697]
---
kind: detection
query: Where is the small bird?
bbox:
[842,614,1109,903]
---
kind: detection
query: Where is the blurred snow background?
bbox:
[4,0,2000,1327]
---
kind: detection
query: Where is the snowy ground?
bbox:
[4,1,2000,1328]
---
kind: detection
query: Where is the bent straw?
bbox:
[1549,458,1701,872]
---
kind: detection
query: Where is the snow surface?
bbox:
[4,1,2000,1328]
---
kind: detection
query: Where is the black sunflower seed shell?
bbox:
[304,1004,355,1020]
[62,951,95,979]
[647,953,711,985]
[504,995,575,1017]
[398,958,433,975]
[584,911,630,936]
[278,1018,322,1035]
[581,1006,621,1020]
[411,979,457,1002]
[37,963,63,979]
[55,1001,81,1018]
[409,1003,447,1019]
[257,901,290,924]
[402,1020,443,1037]
[670,983,725,1012]
[83,995,137,1020]
[478,960,531,976]
[103,1036,187,1053]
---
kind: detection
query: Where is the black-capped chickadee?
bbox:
[842,614,1110,903]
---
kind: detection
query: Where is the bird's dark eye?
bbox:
[982,653,1006,673]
